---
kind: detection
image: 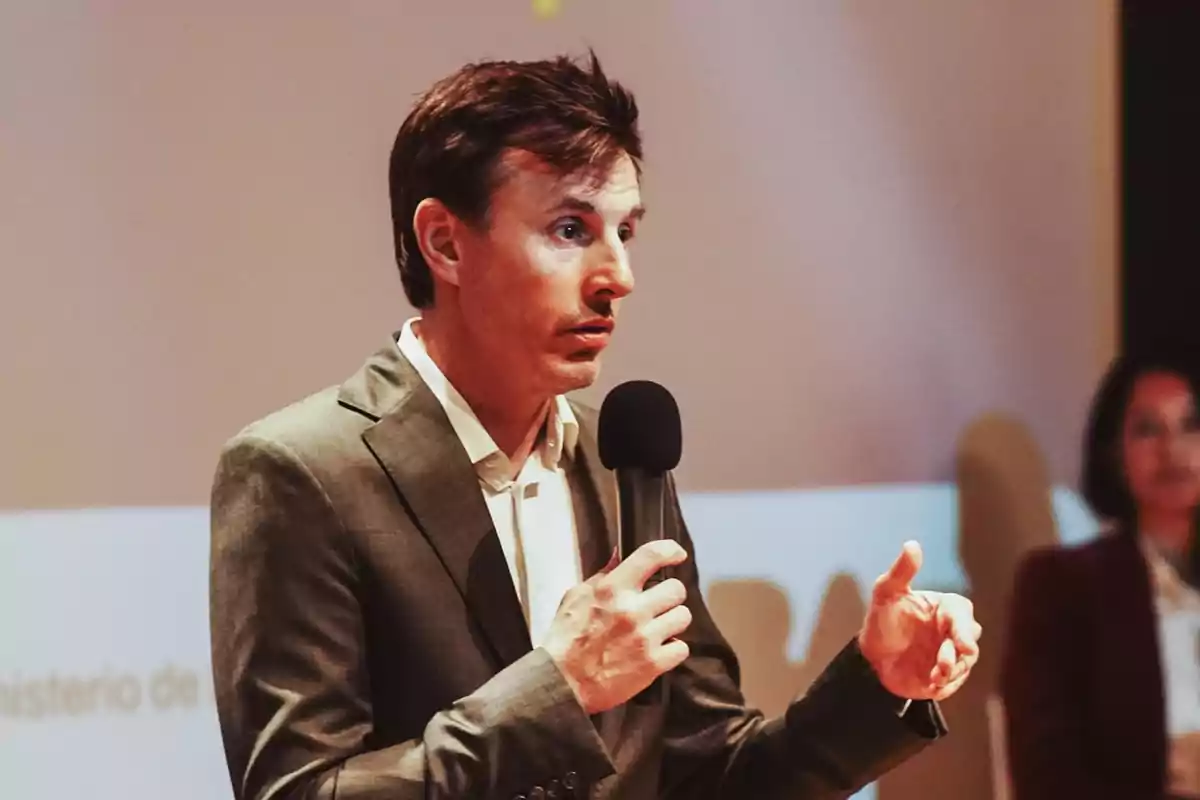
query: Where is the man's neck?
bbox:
[415,314,551,470]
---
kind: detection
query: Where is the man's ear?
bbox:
[413,198,464,287]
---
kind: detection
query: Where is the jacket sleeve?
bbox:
[659,476,946,799]
[209,433,614,800]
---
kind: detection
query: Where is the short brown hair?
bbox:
[388,52,642,308]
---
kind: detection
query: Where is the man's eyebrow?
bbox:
[552,196,647,221]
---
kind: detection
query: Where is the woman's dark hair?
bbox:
[1081,349,1200,525]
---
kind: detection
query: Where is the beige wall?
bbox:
[1,0,1115,510]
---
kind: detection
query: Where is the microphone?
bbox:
[598,380,683,567]
[598,380,683,704]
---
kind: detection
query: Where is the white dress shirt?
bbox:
[397,319,584,649]
[1141,537,1200,796]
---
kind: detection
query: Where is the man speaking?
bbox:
[209,52,981,800]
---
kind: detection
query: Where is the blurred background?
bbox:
[1,2,1196,797]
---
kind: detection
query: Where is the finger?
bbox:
[645,603,693,644]
[932,670,970,701]
[957,646,980,676]
[639,577,688,619]
[873,540,923,600]
[933,637,957,680]
[938,597,981,656]
[609,539,688,589]
[650,637,690,674]
[952,615,981,656]
[931,649,976,687]
[912,592,937,616]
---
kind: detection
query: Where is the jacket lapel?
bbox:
[1095,532,1166,775]
[570,402,619,577]
[567,401,633,749]
[340,339,532,671]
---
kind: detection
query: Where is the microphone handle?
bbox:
[615,468,669,704]
[617,468,666,568]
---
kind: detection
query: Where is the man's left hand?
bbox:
[858,540,981,702]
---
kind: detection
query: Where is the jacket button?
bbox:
[529,787,545,800]
[563,771,578,790]
[547,779,562,799]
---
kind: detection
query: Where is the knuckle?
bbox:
[611,595,638,628]
[665,578,688,604]
[654,539,683,560]
[592,581,615,604]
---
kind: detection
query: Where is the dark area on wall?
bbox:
[1121,2,1200,366]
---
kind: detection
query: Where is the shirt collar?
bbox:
[1140,535,1200,611]
[396,318,579,477]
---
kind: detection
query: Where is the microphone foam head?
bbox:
[598,380,682,472]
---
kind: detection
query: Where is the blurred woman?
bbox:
[1002,353,1200,799]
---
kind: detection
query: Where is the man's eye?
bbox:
[552,217,589,242]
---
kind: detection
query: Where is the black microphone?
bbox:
[598,380,683,564]
[598,380,683,704]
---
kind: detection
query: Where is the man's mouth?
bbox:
[561,319,614,353]
[566,318,615,335]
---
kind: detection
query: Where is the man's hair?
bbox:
[388,51,642,308]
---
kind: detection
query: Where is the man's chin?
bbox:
[546,354,602,393]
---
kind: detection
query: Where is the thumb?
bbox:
[874,540,923,599]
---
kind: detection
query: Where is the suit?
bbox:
[1000,532,1168,799]
[209,336,947,800]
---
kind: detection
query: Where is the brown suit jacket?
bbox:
[1000,531,1168,799]
[209,337,946,800]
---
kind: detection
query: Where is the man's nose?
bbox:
[589,241,634,299]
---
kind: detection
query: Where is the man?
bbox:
[210,53,981,800]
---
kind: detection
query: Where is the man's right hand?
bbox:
[541,539,693,715]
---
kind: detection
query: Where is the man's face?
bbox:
[454,149,643,397]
